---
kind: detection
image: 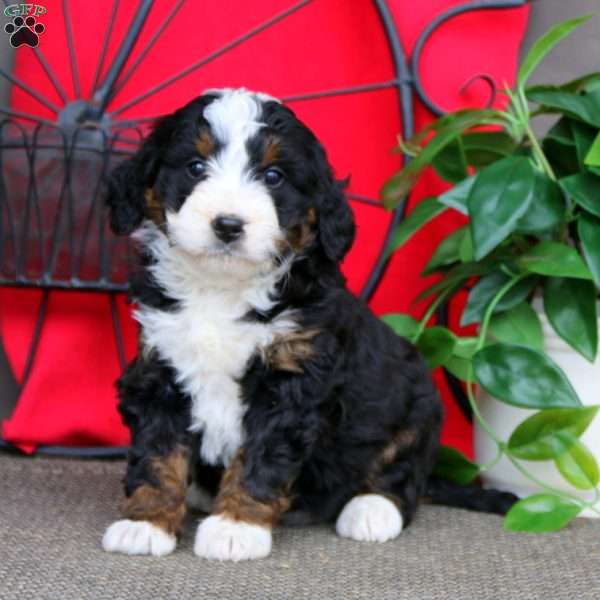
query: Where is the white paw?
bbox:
[194,515,272,561]
[336,494,403,543]
[102,519,176,557]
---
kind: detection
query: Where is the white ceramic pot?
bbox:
[474,300,600,517]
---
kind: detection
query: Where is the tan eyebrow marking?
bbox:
[261,135,282,167]
[195,129,216,158]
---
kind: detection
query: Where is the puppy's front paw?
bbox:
[194,515,272,561]
[102,519,176,556]
[336,494,403,543]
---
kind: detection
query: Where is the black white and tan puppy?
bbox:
[102,88,515,561]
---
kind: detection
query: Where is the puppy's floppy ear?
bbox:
[315,153,355,263]
[105,116,174,235]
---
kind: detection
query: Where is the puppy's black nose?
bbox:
[211,215,245,243]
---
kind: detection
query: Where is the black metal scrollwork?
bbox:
[411,0,528,116]
[0,0,529,452]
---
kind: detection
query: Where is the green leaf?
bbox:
[423,226,467,275]
[432,137,468,183]
[381,314,420,341]
[459,228,473,262]
[385,197,446,259]
[543,117,579,178]
[453,336,479,359]
[541,114,599,169]
[489,302,544,351]
[437,174,477,214]
[473,343,582,409]
[527,88,600,128]
[461,273,536,327]
[497,277,538,312]
[518,241,593,280]
[467,157,535,260]
[432,132,517,178]
[559,173,600,217]
[560,172,600,217]
[444,355,474,382]
[541,118,596,178]
[518,14,594,88]
[461,272,508,326]
[545,116,577,147]
[527,72,600,96]
[504,494,582,532]
[515,173,565,233]
[582,75,600,94]
[417,326,456,369]
[544,277,598,362]
[508,407,599,460]
[415,262,490,303]
[432,445,480,485]
[578,212,600,287]
[461,131,518,167]
[571,120,598,166]
[555,440,600,490]
[584,131,600,167]
[382,109,507,207]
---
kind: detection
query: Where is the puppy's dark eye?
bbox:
[263,167,284,188]
[187,160,205,178]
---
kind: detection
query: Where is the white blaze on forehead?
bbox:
[203,86,281,107]
[163,87,283,264]
[203,88,266,148]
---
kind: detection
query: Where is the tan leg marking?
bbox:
[122,446,190,536]
[213,451,290,527]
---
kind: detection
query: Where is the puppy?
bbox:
[102,88,513,561]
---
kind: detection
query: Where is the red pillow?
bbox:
[1,0,529,454]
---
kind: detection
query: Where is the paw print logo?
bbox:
[5,16,45,48]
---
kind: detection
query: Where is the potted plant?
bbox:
[381,14,600,533]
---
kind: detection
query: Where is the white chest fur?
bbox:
[134,227,293,466]
[137,292,286,465]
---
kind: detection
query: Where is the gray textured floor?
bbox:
[1,453,599,600]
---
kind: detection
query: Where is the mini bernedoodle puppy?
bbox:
[102,88,515,561]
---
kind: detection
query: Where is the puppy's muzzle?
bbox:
[211,214,245,244]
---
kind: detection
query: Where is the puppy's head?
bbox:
[106,88,355,273]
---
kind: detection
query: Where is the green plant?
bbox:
[381,15,600,532]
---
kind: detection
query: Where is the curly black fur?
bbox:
[106,91,516,540]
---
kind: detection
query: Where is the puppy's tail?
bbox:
[425,476,518,515]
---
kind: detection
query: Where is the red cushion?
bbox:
[1,0,529,454]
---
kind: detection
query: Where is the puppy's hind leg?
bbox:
[336,493,404,543]
[336,427,437,543]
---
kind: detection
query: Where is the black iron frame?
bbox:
[0,0,528,455]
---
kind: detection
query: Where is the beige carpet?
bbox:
[1,452,599,600]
